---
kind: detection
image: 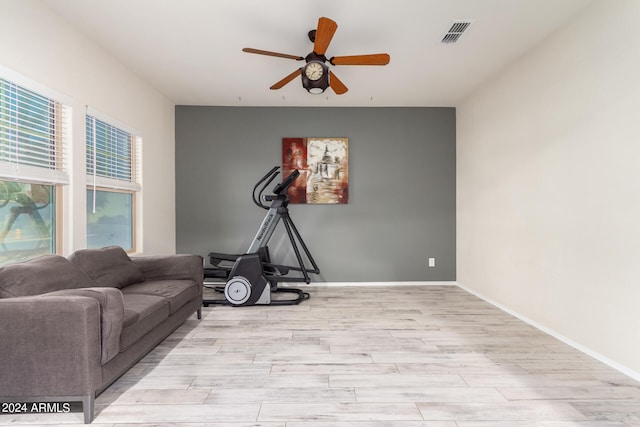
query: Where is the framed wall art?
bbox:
[282,137,349,204]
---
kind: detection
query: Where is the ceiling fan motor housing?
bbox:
[305,51,327,63]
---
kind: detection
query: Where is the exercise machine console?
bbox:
[203,167,320,306]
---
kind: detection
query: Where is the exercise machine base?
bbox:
[202,283,310,307]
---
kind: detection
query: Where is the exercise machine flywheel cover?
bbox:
[225,276,252,305]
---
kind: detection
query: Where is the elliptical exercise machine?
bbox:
[203,166,320,306]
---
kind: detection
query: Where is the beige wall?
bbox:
[457,0,640,378]
[0,0,176,255]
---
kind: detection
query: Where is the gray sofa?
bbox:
[0,246,203,423]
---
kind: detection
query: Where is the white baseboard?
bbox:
[310,281,457,287]
[456,281,640,383]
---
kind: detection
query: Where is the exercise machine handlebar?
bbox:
[253,166,280,209]
[273,169,300,196]
[253,167,301,209]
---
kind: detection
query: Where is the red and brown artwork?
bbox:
[282,137,349,204]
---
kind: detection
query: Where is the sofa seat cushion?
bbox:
[122,280,199,315]
[120,294,169,351]
[0,255,96,298]
[69,246,144,289]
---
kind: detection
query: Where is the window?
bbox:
[0,74,69,265]
[86,112,141,251]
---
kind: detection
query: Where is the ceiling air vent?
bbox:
[441,20,473,44]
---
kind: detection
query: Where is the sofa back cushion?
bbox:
[68,246,144,289]
[0,255,95,298]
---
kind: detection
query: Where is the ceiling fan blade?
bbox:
[329,71,348,95]
[270,68,301,90]
[243,48,304,61]
[314,17,338,55]
[330,53,390,66]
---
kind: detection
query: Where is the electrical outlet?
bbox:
[428,258,435,267]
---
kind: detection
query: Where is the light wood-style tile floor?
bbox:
[2,285,640,426]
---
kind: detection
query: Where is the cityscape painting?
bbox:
[282,137,349,204]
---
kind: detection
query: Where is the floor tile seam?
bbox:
[254,401,427,422]
[497,393,640,403]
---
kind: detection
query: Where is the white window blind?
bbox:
[86,112,141,192]
[0,76,69,184]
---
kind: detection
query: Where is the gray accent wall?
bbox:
[175,106,455,282]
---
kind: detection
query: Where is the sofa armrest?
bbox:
[132,254,204,286]
[0,295,102,398]
[43,287,124,364]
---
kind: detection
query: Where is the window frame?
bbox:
[0,67,70,263]
[85,109,141,252]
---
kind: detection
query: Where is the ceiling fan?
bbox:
[243,17,390,95]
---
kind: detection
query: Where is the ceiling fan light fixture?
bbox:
[302,75,329,94]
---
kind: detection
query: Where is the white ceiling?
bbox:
[41,0,593,107]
